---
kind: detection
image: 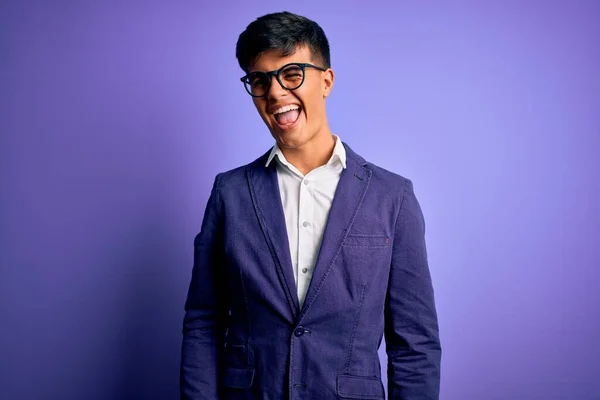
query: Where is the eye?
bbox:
[282,67,303,80]
[248,73,268,88]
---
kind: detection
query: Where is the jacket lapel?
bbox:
[247,157,300,318]
[299,144,372,319]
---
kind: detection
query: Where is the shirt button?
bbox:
[302,268,308,274]
[294,327,305,337]
[303,180,309,185]
[302,221,309,227]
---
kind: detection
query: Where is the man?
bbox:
[181,11,441,400]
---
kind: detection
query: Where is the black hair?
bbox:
[235,11,331,73]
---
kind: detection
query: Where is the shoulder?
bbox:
[343,141,412,196]
[344,142,424,224]
[211,148,272,190]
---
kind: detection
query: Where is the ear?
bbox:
[322,68,334,98]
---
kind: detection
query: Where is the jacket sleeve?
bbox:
[181,174,228,399]
[385,179,441,399]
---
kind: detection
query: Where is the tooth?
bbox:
[273,105,300,115]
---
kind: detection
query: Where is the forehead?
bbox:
[249,45,313,72]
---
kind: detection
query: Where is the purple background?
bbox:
[1,1,599,399]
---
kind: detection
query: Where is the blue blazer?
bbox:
[181,143,441,399]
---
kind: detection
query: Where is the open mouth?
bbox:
[273,104,302,128]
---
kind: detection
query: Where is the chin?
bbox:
[280,131,319,150]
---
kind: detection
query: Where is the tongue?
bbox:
[277,109,300,125]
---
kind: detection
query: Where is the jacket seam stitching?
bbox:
[299,166,373,317]
[344,281,368,373]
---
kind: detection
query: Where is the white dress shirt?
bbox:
[265,135,347,308]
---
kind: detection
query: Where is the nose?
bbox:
[267,76,288,99]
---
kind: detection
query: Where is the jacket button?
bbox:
[294,327,305,337]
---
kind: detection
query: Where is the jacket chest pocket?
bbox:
[341,233,390,266]
[342,234,390,249]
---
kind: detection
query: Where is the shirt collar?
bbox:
[265,135,347,169]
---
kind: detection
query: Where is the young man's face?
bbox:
[248,45,334,150]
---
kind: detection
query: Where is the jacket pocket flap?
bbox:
[343,234,389,248]
[337,375,384,399]
[222,367,255,389]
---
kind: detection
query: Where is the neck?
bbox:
[279,130,336,176]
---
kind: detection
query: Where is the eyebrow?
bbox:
[249,62,309,74]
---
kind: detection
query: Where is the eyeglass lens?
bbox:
[245,64,304,97]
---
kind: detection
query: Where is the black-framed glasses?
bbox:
[240,63,327,98]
